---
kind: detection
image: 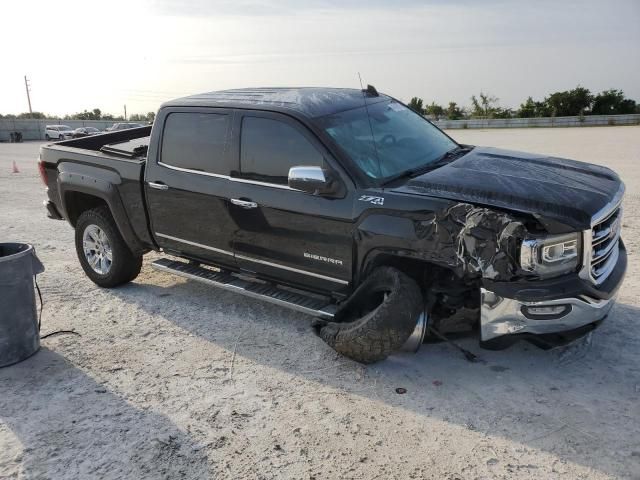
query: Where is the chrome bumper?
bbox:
[480,288,616,342]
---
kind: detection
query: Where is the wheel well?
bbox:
[363,253,447,286]
[363,253,480,333]
[64,191,108,227]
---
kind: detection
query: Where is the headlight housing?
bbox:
[520,232,581,278]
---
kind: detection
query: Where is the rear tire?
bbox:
[75,206,142,288]
[314,266,423,364]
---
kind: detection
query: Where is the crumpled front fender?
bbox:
[358,202,527,282]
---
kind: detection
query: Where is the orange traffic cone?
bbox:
[12,161,19,174]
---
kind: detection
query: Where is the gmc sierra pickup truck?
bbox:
[39,87,626,363]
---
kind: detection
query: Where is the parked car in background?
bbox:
[72,127,101,138]
[105,122,144,131]
[45,125,74,141]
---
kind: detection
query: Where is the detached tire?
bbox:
[75,206,142,288]
[315,267,423,364]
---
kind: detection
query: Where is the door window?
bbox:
[239,116,324,185]
[161,112,231,175]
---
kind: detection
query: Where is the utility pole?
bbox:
[24,75,33,117]
[124,104,127,121]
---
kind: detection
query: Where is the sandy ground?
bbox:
[0,126,639,480]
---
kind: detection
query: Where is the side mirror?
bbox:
[288,166,338,196]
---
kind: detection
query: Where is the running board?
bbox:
[151,258,337,319]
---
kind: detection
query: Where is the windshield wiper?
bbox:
[435,145,471,163]
[380,146,472,186]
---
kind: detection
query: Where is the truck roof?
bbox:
[162,87,391,119]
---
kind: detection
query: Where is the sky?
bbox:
[1,0,639,117]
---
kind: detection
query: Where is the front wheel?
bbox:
[45,134,50,140]
[314,266,424,364]
[75,206,142,287]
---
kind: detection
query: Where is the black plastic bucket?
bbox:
[0,243,44,367]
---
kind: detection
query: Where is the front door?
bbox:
[228,111,355,294]
[145,107,238,268]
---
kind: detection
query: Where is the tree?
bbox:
[407,97,425,114]
[65,108,103,120]
[17,112,47,119]
[424,102,445,120]
[470,92,501,118]
[591,89,637,115]
[446,102,464,120]
[101,113,124,121]
[534,100,552,117]
[544,86,592,116]
[517,97,537,118]
[128,112,155,122]
[492,108,514,119]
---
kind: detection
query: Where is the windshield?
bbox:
[320,100,457,181]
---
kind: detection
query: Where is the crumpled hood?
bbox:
[391,146,623,230]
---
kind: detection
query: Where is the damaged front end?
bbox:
[418,200,624,350]
[409,203,531,343]
[320,193,625,362]
[387,200,622,350]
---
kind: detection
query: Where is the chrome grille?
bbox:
[588,205,622,284]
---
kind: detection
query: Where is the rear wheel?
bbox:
[75,206,142,287]
[314,266,424,364]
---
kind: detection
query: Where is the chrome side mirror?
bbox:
[288,166,338,195]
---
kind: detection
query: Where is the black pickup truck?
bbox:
[39,87,626,363]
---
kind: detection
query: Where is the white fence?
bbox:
[2,114,639,141]
[0,119,148,142]
[434,113,640,129]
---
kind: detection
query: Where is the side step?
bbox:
[151,258,337,319]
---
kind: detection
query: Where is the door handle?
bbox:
[230,198,258,209]
[148,182,169,190]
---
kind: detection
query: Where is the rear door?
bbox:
[145,107,237,268]
[229,111,355,293]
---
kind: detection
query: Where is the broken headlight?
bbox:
[520,232,580,278]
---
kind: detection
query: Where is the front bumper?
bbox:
[480,241,626,347]
[480,290,616,342]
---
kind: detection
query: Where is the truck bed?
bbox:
[39,126,155,252]
[58,126,152,154]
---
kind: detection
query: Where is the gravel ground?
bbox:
[1,126,639,479]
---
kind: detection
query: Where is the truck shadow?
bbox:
[115,275,640,479]
[0,348,211,479]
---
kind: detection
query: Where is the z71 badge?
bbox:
[358,195,384,206]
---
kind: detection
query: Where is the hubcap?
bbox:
[83,225,112,275]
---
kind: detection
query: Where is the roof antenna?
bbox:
[358,73,382,178]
